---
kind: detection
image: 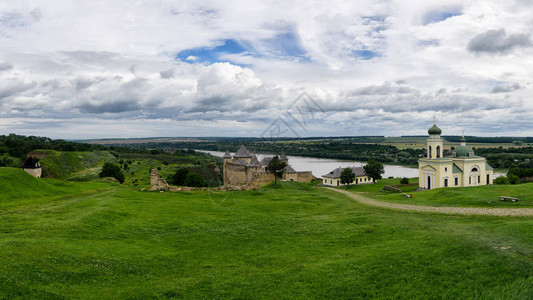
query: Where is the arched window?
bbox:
[436,145,441,158]
[471,167,478,172]
[429,146,432,158]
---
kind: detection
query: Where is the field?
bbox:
[1,168,533,298]
[348,178,533,207]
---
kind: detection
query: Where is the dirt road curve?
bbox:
[326,188,533,217]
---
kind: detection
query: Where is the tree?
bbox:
[400,177,409,184]
[268,155,287,188]
[363,160,384,183]
[172,167,190,186]
[340,168,355,188]
[184,172,206,187]
[99,162,125,184]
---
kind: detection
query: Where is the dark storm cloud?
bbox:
[491,82,521,93]
[0,62,12,71]
[159,69,175,79]
[77,100,141,114]
[467,29,531,54]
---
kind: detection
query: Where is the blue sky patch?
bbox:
[423,8,462,25]
[177,29,310,65]
[176,39,248,64]
[352,50,379,60]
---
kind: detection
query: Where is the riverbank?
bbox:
[197,150,419,178]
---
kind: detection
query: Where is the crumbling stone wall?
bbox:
[150,169,170,191]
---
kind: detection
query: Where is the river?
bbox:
[197,150,419,178]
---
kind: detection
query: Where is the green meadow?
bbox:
[1,168,533,298]
[347,178,533,207]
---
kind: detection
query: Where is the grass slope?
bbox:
[0,168,115,208]
[35,150,117,179]
[347,178,533,207]
[0,180,532,298]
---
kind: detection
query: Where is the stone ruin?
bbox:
[148,168,255,192]
[150,169,171,191]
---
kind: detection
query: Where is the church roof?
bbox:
[428,123,442,135]
[485,162,493,171]
[322,166,366,178]
[233,145,253,158]
[451,146,475,157]
[452,163,463,174]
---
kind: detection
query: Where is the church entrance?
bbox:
[427,176,431,189]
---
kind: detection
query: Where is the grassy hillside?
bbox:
[346,178,533,207]
[34,150,117,179]
[0,168,115,208]
[0,180,532,298]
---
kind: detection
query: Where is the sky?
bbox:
[0,0,532,139]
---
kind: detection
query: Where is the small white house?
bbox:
[21,157,42,178]
[322,166,372,187]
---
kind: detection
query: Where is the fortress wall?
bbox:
[256,173,275,186]
[224,163,248,185]
[295,172,314,182]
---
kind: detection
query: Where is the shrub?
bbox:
[494,176,509,185]
[507,174,521,185]
[99,162,125,184]
[172,167,190,186]
[184,172,206,187]
[400,177,409,184]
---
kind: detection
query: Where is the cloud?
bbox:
[0,62,12,71]
[0,1,532,137]
[491,83,521,93]
[159,68,175,79]
[467,29,531,54]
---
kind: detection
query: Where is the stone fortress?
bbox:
[223,145,314,187]
[418,122,494,190]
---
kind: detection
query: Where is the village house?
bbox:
[321,166,371,186]
[21,157,42,178]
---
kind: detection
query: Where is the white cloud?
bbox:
[0,0,532,138]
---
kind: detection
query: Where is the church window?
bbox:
[478,176,480,183]
[429,146,432,158]
[444,178,448,187]
[471,167,478,172]
[436,146,441,158]
[455,177,458,186]
[445,167,447,172]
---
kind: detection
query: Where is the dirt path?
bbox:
[325,188,533,217]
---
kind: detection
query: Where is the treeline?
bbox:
[444,136,533,144]
[118,140,424,165]
[0,134,191,159]
[473,147,533,169]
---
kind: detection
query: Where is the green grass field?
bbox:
[1,168,533,298]
[347,178,533,207]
